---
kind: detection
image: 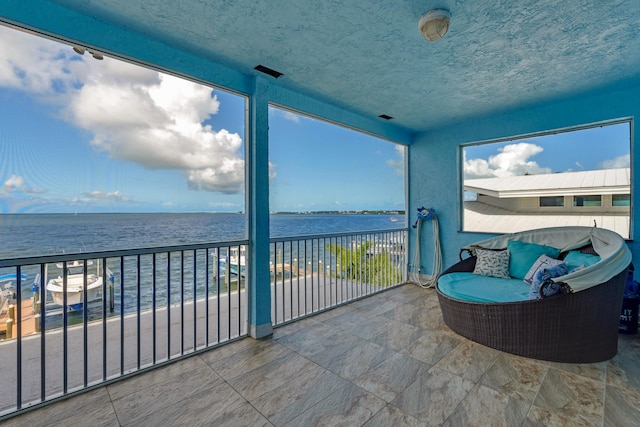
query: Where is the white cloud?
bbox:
[268,162,278,180]
[0,26,245,194]
[464,143,551,179]
[81,190,131,203]
[282,111,300,123]
[2,174,46,194]
[599,154,630,169]
[386,145,405,177]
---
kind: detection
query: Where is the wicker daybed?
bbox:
[436,226,632,363]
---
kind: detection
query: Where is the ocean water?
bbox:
[0,213,406,259]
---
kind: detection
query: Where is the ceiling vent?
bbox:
[378,114,393,120]
[254,65,283,79]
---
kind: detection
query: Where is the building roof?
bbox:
[2,1,640,135]
[464,201,630,237]
[465,168,630,198]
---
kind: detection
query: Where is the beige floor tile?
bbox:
[532,367,604,426]
[226,352,323,402]
[392,366,474,426]
[1,388,118,427]
[479,353,547,403]
[362,404,424,427]
[110,364,222,425]
[403,327,462,365]
[524,405,596,427]
[606,350,640,393]
[435,340,500,382]
[369,320,422,351]
[106,354,211,400]
[604,384,640,426]
[208,340,292,380]
[251,369,349,425]
[353,352,430,402]
[283,383,386,427]
[319,340,394,381]
[444,383,530,427]
[123,381,264,427]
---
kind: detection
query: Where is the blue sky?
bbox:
[0,25,405,214]
[463,123,630,179]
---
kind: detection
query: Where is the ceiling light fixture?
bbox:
[418,9,451,42]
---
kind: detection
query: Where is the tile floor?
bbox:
[4,284,640,426]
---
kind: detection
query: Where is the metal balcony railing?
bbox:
[0,241,248,417]
[270,228,408,325]
[0,228,408,419]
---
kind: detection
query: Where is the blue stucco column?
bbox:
[247,76,273,338]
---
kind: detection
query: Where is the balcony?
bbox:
[3,283,639,426]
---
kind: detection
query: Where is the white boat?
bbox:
[0,273,24,311]
[46,260,103,307]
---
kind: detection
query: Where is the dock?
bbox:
[0,299,38,339]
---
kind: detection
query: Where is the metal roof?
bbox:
[465,168,630,198]
[464,201,630,237]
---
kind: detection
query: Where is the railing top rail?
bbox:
[0,239,250,268]
[269,227,408,243]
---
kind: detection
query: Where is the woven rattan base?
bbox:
[437,264,627,363]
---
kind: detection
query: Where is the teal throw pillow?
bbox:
[564,251,601,272]
[507,240,561,280]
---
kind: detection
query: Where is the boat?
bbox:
[0,273,26,338]
[214,247,247,277]
[46,260,103,308]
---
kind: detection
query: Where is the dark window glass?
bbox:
[573,195,601,207]
[540,196,564,207]
[612,194,631,207]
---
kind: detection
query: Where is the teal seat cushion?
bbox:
[438,272,530,303]
[564,251,601,272]
[507,240,561,280]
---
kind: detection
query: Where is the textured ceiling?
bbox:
[23,1,640,132]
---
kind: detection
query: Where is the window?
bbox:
[613,194,631,207]
[573,195,601,207]
[540,196,564,207]
[462,122,631,238]
[268,106,406,230]
[0,24,247,257]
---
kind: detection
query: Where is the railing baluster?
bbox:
[152,253,157,364]
[136,255,141,370]
[180,250,184,356]
[193,249,197,352]
[83,259,88,388]
[16,266,22,409]
[167,252,171,360]
[63,261,68,394]
[205,248,209,347]
[120,257,124,375]
[102,258,107,381]
[40,263,46,402]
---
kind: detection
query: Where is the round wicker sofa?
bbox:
[436,226,631,363]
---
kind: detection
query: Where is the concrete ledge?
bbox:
[249,322,273,339]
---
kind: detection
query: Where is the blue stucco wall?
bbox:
[409,83,639,274]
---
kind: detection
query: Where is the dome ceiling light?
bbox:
[418,9,451,42]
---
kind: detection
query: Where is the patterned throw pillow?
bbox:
[523,254,564,285]
[473,249,510,279]
[528,263,569,299]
